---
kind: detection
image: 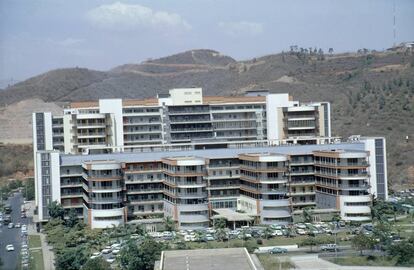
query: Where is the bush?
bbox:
[256,239,263,245]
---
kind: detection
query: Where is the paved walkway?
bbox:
[25,201,55,270]
[290,255,414,270]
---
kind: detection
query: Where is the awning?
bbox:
[211,209,254,222]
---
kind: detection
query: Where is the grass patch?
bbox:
[29,235,42,249]
[327,256,398,267]
[30,249,44,270]
[257,254,294,270]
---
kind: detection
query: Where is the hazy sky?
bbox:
[0,0,413,87]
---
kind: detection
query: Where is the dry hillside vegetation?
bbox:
[0,49,413,190]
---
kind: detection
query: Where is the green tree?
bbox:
[119,238,164,270]
[23,178,35,200]
[66,209,79,228]
[163,216,175,231]
[263,226,273,240]
[300,236,319,252]
[388,237,414,266]
[351,234,375,255]
[213,218,226,229]
[48,201,65,220]
[82,257,111,270]
[303,208,313,223]
[55,246,87,270]
[214,218,227,241]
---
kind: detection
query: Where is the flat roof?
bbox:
[70,96,266,108]
[60,142,365,166]
[212,209,254,222]
[160,248,259,270]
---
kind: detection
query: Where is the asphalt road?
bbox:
[0,192,27,270]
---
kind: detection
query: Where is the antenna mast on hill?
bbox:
[393,0,396,46]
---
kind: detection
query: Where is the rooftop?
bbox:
[60,142,365,166]
[158,248,260,270]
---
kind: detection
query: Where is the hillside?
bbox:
[0,49,413,190]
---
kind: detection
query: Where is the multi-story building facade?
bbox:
[33,138,387,229]
[33,88,331,155]
[32,88,388,229]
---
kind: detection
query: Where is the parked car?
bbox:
[6,244,15,251]
[8,223,14,229]
[106,257,116,264]
[296,229,307,235]
[205,234,215,241]
[296,223,307,229]
[268,247,288,254]
[272,230,283,236]
[15,223,21,228]
[320,244,337,252]
[101,249,111,254]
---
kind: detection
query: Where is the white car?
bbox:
[8,223,14,229]
[15,223,21,228]
[101,249,111,254]
[296,229,307,235]
[106,257,116,264]
[112,249,121,255]
[111,243,121,250]
[6,244,15,251]
[272,230,283,236]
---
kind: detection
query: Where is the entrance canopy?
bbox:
[211,209,254,222]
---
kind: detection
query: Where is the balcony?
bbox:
[206,174,240,180]
[61,192,83,199]
[123,121,162,126]
[128,199,163,205]
[207,184,239,190]
[240,165,286,172]
[212,117,257,122]
[133,210,164,216]
[289,180,316,186]
[314,161,369,167]
[127,188,163,194]
[169,118,211,124]
[168,109,210,115]
[287,126,316,130]
[240,175,288,183]
[170,127,213,133]
[290,170,314,176]
[123,130,161,135]
[61,182,82,188]
[288,191,315,196]
[90,198,123,204]
[125,178,164,184]
[315,172,369,179]
[164,190,207,198]
[77,132,106,139]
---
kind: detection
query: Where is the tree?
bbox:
[214,218,226,230]
[23,178,35,200]
[300,236,319,252]
[163,216,175,231]
[388,237,414,266]
[55,246,87,270]
[263,226,273,240]
[302,208,313,223]
[119,238,164,270]
[351,234,375,255]
[66,209,79,228]
[48,201,65,220]
[82,257,111,270]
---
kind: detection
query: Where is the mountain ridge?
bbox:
[0,48,413,190]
